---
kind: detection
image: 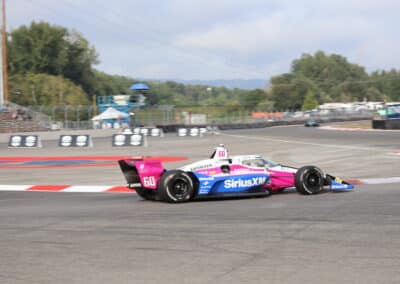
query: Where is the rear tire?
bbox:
[158,170,195,203]
[295,166,324,195]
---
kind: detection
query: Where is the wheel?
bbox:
[135,187,158,201]
[295,166,324,195]
[158,170,195,203]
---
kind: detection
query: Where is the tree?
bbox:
[269,75,318,110]
[268,51,374,110]
[9,73,89,106]
[8,21,99,96]
[63,30,99,96]
[302,90,318,111]
[8,22,68,76]
[370,69,400,101]
[241,89,266,110]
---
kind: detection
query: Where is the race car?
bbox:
[304,119,320,127]
[118,145,353,203]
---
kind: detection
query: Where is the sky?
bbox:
[7,0,400,80]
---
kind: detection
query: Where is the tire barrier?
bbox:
[132,127,164,137]
[149,128,164,137]
[58,135,93,147]
[177,127,219,137]
[205,126,220,135]
[8,135,42,148]
[177,127,204,137]
[112,133,146,147]
[177,128,188,137]
[372,119,400,129]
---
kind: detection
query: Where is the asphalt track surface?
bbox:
[1,124,400,284]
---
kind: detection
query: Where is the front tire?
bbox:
[158,170,195,203]
[295,166,324,195]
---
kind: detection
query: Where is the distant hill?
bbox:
[176,79,268,90]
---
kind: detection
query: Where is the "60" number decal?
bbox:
[143,176,156,187]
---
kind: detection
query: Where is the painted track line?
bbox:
[0,185,134,193]
[221,132,385,152]
[320,126,400,132]
[349,177,400,185]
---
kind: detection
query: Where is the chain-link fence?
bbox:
[3,104,376,131]
[134,106,375,126]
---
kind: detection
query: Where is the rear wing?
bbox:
[118,158,165,189]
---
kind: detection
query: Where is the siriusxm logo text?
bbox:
[224,177,267,188]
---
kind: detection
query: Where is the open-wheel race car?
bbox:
[118,145,354,203]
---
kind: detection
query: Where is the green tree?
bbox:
[9,73,89,106]
[302,90,318,111]
[268,51,373,110]
[8,22,68,76]
[63,30,99,95]
[8,21,98,96]
[369,69,400,101]
[269,75,318,110]
[241,89,266,110]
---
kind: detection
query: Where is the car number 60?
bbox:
[143,176,156,187]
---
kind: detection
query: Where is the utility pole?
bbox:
[0,0,7,107]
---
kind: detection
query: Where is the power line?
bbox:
[270,75,400,88]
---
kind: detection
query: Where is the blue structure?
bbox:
[130,83,150,91]
[96,82,149,126]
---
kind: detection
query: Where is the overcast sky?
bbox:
[7,0,400,80]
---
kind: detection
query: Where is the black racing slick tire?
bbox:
[158,170,195,203]
[135,187,158,201]
[295,166,324,195]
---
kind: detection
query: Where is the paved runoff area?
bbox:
[1,124,400,283]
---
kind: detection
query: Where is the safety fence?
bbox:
[1,104,375,132]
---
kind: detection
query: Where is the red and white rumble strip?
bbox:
[1,177,400,193]
[0,185,133,193]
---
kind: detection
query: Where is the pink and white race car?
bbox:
[118,145,353,203]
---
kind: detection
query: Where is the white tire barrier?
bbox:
[177,128,203,137]
[189,127,200,137]
[8,135,42,148]
[150,128,164,137]
[177,126,219,137]
[59,135,93,147]
[206,126,220,135]
[112,134,146,147]
[177,128,188,137]
[132,127,164,137]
